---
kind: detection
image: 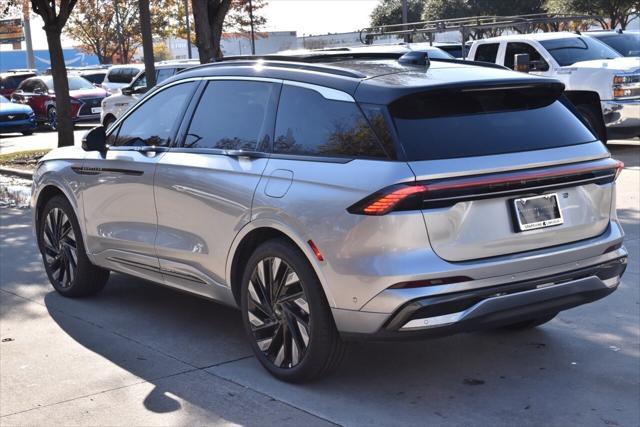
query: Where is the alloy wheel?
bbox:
[48,107,57,130]
[247,257,311,368]
[42,208,78,288]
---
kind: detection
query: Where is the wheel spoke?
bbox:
[248,256,311,369]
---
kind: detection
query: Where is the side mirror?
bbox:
[121,86,134,96]
[82,126,107,153]
[514,53,530,73]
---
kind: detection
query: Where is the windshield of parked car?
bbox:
[590,33,640,57]
[540,36,621,66]
[42,75,95,91]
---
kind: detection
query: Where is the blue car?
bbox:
[0,95,36,135]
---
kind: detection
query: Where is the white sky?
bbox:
[4,0,380,51]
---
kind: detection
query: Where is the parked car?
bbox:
[431,41,471,58]
[100,64,144,94]
[278,44,454,59]
[32,52,627,382]
[0,95,36,135]
[101,59,200,128]
[70,68,109,86]
[0,71,37,97]
[585,30,640,57]
[467,32,640,141]
[11,75,108,129]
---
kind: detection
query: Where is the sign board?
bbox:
[0,18,25,45]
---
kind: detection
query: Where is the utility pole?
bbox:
[401,0,409,43]
[249,0,256,55]
[22,0,35,70]
[184,0,192,59]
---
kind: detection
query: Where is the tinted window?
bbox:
[474,43,499,62]
[132,72,146,89]
[185,80,278,150]
[156,68,175,83]
[81,73,106,84]
[108,68,139,84]
[274,85,387,158]
[504,42,548,71]
[389,86,596,161]
[18,79,37,92]
[1,74,35,90]
[112,82,196,147]
[540,36,620,66]
[591,33,640,57]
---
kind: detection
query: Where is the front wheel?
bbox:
[38,195,110,297]
[21,130,34,136]
[241,239,345,382]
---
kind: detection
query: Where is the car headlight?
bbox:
[613,74,640,99]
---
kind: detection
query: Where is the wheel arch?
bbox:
[226,221,335,309]
[33,180,85,249]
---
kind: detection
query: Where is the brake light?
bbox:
[348,159,621,215]
[360,184,427,216]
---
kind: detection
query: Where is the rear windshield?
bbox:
[389,85,597,161]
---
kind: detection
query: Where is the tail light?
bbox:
[348,158,622,216]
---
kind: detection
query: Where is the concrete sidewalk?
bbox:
[0,145,638,426]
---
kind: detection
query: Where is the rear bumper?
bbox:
[337,255,627,341]
[602,99,640,139]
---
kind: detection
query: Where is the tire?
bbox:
[576,103,607,143]
[38,195,110,297]
[241,239,345,382]
[21,130,34,136]
[502,313,557,330]
[47,106,57,131]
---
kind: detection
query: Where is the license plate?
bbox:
[91,107,102,114]
[512,193,563,232]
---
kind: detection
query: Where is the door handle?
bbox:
[222,149,267,159]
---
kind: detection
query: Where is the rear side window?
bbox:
[274,85,387,159]
[184,80,278,150]
[474,43,499,63]
[389,85,597,161]
[1,74,34,90]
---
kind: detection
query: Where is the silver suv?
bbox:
[32,52,628,382]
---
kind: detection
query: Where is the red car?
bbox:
[11,75,108,129]
[0,72,37,98]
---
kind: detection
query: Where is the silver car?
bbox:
[32,52,628,382]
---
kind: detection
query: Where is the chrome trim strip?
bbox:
[283,80,355,102]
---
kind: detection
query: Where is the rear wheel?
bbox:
[502,313,557,330]
[47,106,57,131]
[241,239,345,382]
[21,130,34,136]
[38,195,110,297]
[576,103,607,143]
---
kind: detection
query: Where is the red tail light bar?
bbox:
[348,158,623,216]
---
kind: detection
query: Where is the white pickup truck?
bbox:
[467,32,640,142]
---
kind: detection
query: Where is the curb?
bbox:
[0,166,34,180]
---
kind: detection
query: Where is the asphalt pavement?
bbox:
[0,143,638,426]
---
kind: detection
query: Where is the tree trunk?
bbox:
[191,0,231,63]
[139,0,156,89]
[45,29,74,147]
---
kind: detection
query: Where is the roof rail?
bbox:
[176,52,510,77]
[359,13,601,45]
